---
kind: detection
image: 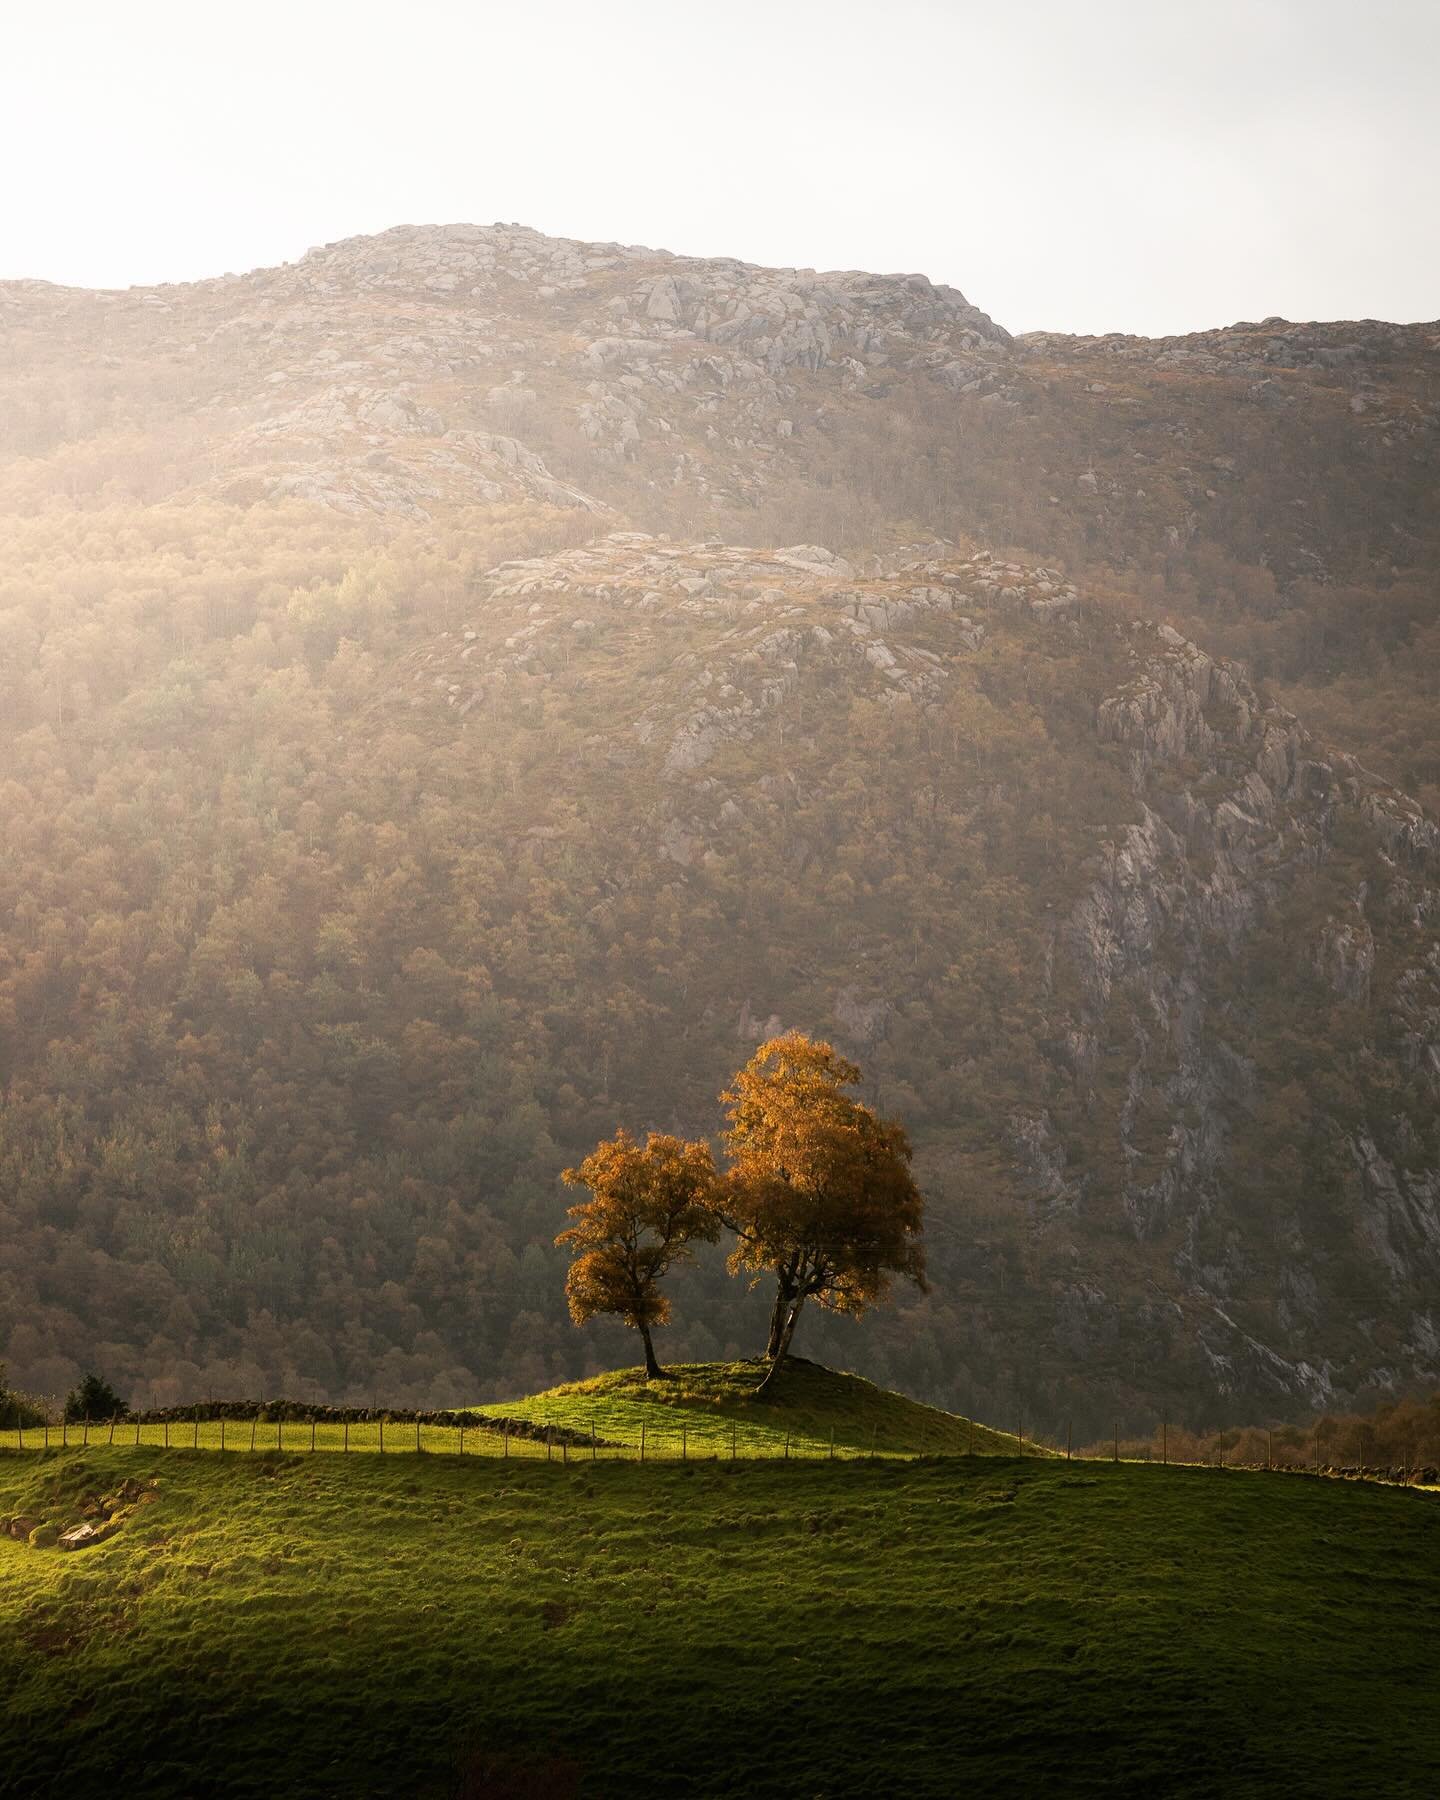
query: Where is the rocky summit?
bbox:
[0,224,1437,1429]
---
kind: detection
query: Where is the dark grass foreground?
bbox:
[1,1450,1438,1799]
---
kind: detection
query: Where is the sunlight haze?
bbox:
[3,0,1436,334]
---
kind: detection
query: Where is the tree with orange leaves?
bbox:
[719,1032,925,1394]
[556,1130,719,1379]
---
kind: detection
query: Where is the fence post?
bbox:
[547,1428,553,1464]
[1162,1418,1167,1466]
[784,1432,790,1461]
[591,1423,596,1462]
[250,1414,258,1452]
[277,1417,283,1453]
[311,1416,316,1453]
[1266,1430,1272,1471]
[380,1417,385,1455]
[343,1417,349,1454]
[194,1407,199,1450]
[17,1416,23,1452]
[459,1421,465,1458]
[109,1416,116,1446]
[681,1425,687,1463]
[416,1417,422,1454]
[163,1417,168,1450]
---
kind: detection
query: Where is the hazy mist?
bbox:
[4,0,1436,334]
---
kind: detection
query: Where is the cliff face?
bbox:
[0,224,1437,1423]
[1069,620,1439,1413]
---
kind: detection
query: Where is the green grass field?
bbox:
[1,1371,1438,1799]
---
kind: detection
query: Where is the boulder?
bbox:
[58,1520,119,1552]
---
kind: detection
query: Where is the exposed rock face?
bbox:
[0,221,1012,519]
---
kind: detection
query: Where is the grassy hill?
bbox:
[475,1358,1028,1459]
[2,1410,1438,1796]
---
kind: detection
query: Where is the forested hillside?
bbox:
[1,224,1436,1431]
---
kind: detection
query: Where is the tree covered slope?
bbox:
[2,523,1436,1430]
[1,225,1438,1429]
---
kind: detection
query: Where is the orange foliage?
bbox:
[720,1033,926,1380]
[556,1131,719,1375]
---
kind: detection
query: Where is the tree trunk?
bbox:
[764,1285,789,1360]
[638,1323,664,1380]
[756,1299,805,1396]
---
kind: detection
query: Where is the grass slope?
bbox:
[2,1448,1438,1799]
[475,1358,1025,1458]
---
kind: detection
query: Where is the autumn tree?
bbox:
[556,1130,719,1378]
[720,1032,926,1394]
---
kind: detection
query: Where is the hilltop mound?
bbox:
[481,1359,1026,1457]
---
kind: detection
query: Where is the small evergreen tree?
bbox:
[63,1372,128,1423]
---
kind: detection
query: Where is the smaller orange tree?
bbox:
[556,1130,719,1378]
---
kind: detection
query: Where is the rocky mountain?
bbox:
[1,224,1437,1429]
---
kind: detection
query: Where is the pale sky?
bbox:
[3,0,1436,337]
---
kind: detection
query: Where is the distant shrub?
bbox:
[63,1373,128,1424]
[0,1364,45,1430]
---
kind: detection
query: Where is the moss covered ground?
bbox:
[2,1433,1438,1798]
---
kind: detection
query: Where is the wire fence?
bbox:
[0,1412,1436,1483]
[0,1414,878,1463]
